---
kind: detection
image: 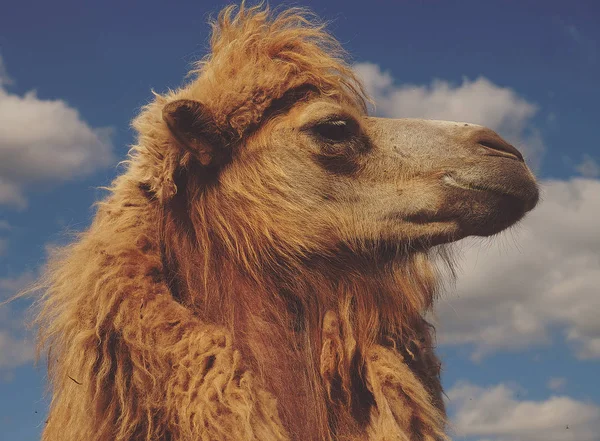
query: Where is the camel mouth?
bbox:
[442,174,488,193]
[441,172,538,212]
[437,168,538,238]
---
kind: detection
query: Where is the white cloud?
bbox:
[436,178,600,360]
[0,272,34,293]
[0,178,26,208]
[548,377,567,392]
[576,155,600,178]
[447,381,600,441]
[0,55,115,208]
[559,22,597,63]
[354,62,544,167]
[0,329,35,370]
[0,272,36,371]
[0,219,11,258]
[0,54,13,87]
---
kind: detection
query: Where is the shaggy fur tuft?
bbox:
[33,3,452,441]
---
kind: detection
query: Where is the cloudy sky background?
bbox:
[1,1,599,440]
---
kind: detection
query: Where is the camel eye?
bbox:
[312,119,355,143]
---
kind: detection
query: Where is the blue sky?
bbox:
[1,1,599,440]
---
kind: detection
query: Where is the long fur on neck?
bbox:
[157,172,452,440]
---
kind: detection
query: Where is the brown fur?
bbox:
[30,4,523,441]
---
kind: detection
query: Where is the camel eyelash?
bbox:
[316,115,355,126]
[308,116,359,143]
[323,119,348,126]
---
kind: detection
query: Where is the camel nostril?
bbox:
[478,137,524,162]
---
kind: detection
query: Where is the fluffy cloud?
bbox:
[0,221,10,257]
[0,327,35,371]
[447,381,600,441]
[0,272,36,372]
[354,62,544,167]
[576,154,600,178]
[436,178,600,359]
[0,178,26,207]
[0,55,115,208]
[547,378,567,392]
[0,54,12,86]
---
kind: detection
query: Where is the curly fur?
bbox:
[34,4,452,441]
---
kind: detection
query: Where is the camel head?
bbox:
[138,5,539,268]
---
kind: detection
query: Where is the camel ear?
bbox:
[162,99,229,166]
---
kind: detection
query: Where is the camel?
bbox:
[33,4,539,441]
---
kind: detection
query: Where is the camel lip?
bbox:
[442,173,539,212]
[482,151,522,162]
[442,174,489,193]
